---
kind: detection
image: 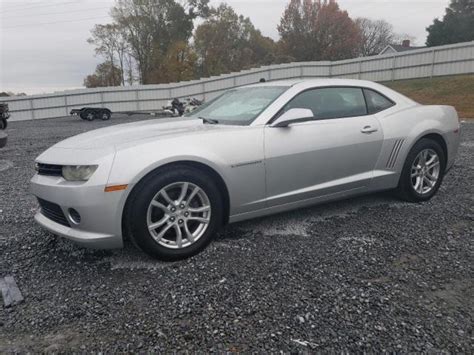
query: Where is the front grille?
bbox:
[37,163,63,177]
[37,198,70,227]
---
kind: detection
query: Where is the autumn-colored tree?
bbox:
[426,0,474,46]
[278,0,361,61]
[194,4,277,76]
[154,41,197,82]
[83,61,123,88]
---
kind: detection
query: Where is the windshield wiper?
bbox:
[198,116,219,125]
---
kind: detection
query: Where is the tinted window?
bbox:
[283,87,367,120]
[364,89,394,114]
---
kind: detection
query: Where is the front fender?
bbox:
[108,126,266,232]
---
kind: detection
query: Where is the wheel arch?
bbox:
[405,131,448,168]
[121,160,231,239]
[419,133,448,162]
[395,131,448,201]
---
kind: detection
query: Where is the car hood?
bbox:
[54,118,228,150]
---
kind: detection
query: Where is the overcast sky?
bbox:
[0,0,451,95]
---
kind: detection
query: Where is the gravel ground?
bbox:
[0,115,472,352]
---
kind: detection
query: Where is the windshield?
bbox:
[186,86,289,125]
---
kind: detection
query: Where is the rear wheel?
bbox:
[125,166,223,260]
[100,110,111,120]
[397,138,446,202]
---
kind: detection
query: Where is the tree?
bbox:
[156,41,197,82]
[355,18,396,56]
[83,61,123,88]
[123,52,137,85]
[111,0,210,84]
[426,0,474,46]
[278,0,361,61]
[194,4,277,77]
[88,23,129,86]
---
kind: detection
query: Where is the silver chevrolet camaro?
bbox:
[31,79,461,260]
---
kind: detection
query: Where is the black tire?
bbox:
[79,111,88,120]
[396,138,446,202]
[0,118,7,130]
[100,110,111,121]
[84,109,95,121]
[124,166,223,260]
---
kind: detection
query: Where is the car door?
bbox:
[264,86,384,207]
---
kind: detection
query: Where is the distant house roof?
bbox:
[379,40,426,55]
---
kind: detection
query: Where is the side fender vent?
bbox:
[387,139,405,169]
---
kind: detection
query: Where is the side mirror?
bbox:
[271,108,314,128]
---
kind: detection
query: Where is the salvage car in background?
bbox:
[30,79,460,260]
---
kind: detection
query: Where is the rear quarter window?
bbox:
[364,89,395,114]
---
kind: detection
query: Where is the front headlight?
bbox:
[62,165,98,181]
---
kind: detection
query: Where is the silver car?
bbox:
[31,79,461,260]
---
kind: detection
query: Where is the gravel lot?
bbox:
[0,115,472,352]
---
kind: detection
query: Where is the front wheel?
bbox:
[125,166,223,260]
[397,138,446,202]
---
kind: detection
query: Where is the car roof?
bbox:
[245,78,382,89]
[244,78,416,106]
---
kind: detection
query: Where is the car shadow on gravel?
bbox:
[93,191,402,270]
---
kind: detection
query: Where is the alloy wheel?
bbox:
[146,182,211,249]
[410,149,440,195]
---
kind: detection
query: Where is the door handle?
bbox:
[361,125,378,134]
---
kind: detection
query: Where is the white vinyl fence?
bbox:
[2,41,473,122]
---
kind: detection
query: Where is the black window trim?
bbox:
[267,85,397,125]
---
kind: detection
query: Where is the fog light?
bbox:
[68,208,81,224]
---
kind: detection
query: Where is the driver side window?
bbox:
[283,87,368,120]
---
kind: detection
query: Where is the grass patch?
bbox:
[384,74,474,119]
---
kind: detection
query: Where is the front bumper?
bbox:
[34,212,122,249]
[30,172,126,250]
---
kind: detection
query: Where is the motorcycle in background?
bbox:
[162,98,203,117]
[163,98,185,117]
[185,98,203,114]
